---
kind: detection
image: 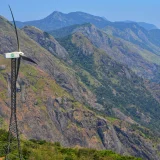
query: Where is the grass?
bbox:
[0,129,141,160]
[106,117,119,123]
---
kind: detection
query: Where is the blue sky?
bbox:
[1,0,160,27]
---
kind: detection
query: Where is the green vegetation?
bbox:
[106,117,119,123]
[58,34,160,132]
[129,124,158,141]
[0,129,8,157]
[0,129,141,160]
[20,63,71,98]
[50,24,80,38]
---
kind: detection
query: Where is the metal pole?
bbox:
[5,59,22,160]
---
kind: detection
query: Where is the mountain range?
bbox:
[1,11,160,160]
[15,11,110,31]
[123,21,158,30]
[15,11,158,31]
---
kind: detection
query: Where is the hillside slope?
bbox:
[49,23,160,104]
[1,55,157,159]
[0,16,160,159]
[57,32,160,131]
[0,16,100,108]
[22,23,160,132]
[54,23,160,82]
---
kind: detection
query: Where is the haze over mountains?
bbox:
[1,10,160,160]
[15,11,159,31]
[123,21,158,30]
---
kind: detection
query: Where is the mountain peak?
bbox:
[68,11,93,16]
[51,11,63,15]
[44,11,65,20]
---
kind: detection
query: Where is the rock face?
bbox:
[0,65,6,70]
[22,26,69,61]
[115,126,159,160]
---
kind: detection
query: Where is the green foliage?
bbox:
[58,34,160,132]
[0,129,8,157]
[29,139,47,145]
[50,24,81,38]
[43,31,50,38]
[130,124,158,141]
[0,129,141,160]
[54,142,61,148]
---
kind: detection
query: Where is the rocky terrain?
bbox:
[0,55,159,159]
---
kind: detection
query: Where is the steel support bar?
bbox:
[5,59,22,160]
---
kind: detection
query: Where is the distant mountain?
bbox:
[138,22,158,30]
[149,29,160,46]
[15,11,158,33]
[124,20,158,30]
[15,11,110,31]
[102,22,160,55]
[50,23,160,82]
[50,21,160,58]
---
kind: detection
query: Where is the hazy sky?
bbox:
[1,0,160,27]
